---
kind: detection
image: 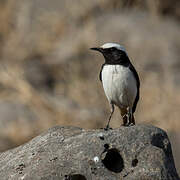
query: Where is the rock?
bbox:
[0,125,179,180]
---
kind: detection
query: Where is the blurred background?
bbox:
[0,0,179,173]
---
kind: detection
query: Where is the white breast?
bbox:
[102,65,137,108]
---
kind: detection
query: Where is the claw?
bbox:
[128,123,135,126]
[104,125,113,131]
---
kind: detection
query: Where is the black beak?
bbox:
[90,47,103,52]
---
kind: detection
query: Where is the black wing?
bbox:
[99,63,105,82]
[129,63,140,113]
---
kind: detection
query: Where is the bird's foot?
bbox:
[122,108,135,127]
[121,122,135,127]
[104,125,113,131]
[127,122,135,127]
[122,123,129,127]
[122,113,135,127]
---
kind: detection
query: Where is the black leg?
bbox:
[127,107,135,126]
[121,107,133,127]
[131,114,135,125]
[127,107,131,125]
[104,104,114,130]
[122,114,127,126]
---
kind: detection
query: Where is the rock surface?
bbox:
[0,125,179,180]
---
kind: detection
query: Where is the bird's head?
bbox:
[90,43,129,65]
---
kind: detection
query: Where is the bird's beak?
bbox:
[90,47,104,53]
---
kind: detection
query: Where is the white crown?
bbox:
[101,43,126,53]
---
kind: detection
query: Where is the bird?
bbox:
[90,43,140,129]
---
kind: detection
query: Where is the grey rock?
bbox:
[0,125,179,180]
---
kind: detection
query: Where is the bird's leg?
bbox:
[122,114,127,126]
[126,107,131,125]
[104,103,114,130]
[120,108,128,126]
[127,107,135,126]
[131,114,135,125]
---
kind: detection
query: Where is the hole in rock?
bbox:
[99,136,104,140]
[67,174,87,180]
[151,133,171,156]
[104,143,109,149]
[151,133,165,149]
[102,148,124,173]
[132,158,138,167]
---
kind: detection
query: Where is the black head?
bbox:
[90,43,130,65]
